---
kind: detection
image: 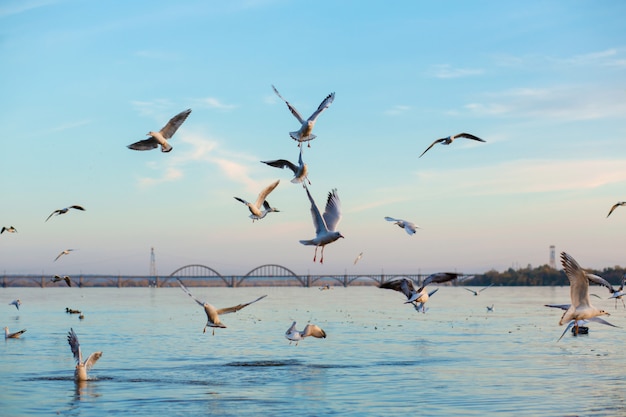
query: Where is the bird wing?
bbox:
[379,278,415,300]
[45,210,60,222]
[454,132,485,142]
[479,283,494,292]
[384,216,400,223]
[586,273,615,294]
[84,352,103,370]
[261,159,298,174]
[176,278,207,308]
[322,189,342,232]
[217,294,267,315]
[587,317,620,328]
[606,202,624,218]
[428,288,439,297]
[9,329,27,338]
[419,139,444,158]
[306,92,335,122]
[285,321,297,335]
[403,221,418,235]
[127,137,159,151]
[302,324,326,339]
[545,303,571,310]
[160,109,192,139]
[254,180,280,209]
[272,85,305,124]
[234,196,249,206]
[70,205,85,211]
[67,328,82,364]
[463,287,477,295]
[561,252,591,309]
[421,272,460,289]
[305,185,327,235]
[54,252,65,262]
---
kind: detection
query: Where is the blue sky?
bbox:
[1,0,625,277]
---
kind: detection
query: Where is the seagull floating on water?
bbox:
[52,275,72,287]
[176,278,267,335]
[419,132,485,158]
[556,252,618,341]
[4,327,26,339]
[285,321,327,345]
[9,299,21,310]
[127,108,191,153]
[300,186,343,264]
[234,179,280,222]
[272,85,335,147]
[464,283,494,296]
[607,201,626,218]
[45,205,85,222]
[54,249,75,262]
[1,226,17,234]
[67,328,102,381]
[384,217,419,235]
[380,273,460,313]
[261,148,310,186]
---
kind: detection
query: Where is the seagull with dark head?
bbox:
[52,275,72,287]
[45,205,85,222]
[419,132,485,158]
[234,180,280,222]
[127,108,191,153]
[384,217,419,236]
[299,186,343,264]
[380,273,460,313]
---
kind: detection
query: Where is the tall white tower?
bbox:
[150,247,157,276]
[549,245,556,269]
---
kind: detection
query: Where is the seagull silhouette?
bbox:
[272,85,335,147]
[234,180,280,222]
[285,321,327,345]
[127,108,191,153]
[45,205,85,222]
[419,132,485,158]
[299,186,343,263]
[607,201,626,218]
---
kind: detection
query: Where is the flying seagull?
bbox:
[285,321,327,345]
[1,226,17,234]
[583,272,626,309]
[234,179,280,222]
[380,273,460,313]
[176,278,267,335]
[272,85,335,147]
[67,328,102,381]
[127,108,192,153]
[486,304,494,312]
[9,299,21,310]
[556,252,617,341]
[54,249,75,262]
[384,217,419,235]
[463,283,494,296]
[261,148,310,186]
[4,327,26,339]
[45,205,85,222]
[52,275,72,287]
[354,252,364,265]
[419,132,485,158]
[607,201,626,218]
[300,186,343,263]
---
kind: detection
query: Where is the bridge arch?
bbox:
[163,264,230,287]
[236,264,305,287]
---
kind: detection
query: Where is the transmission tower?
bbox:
[549,245,556,269]
[150,247,157,276]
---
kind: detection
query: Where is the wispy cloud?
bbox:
[0,0,57,18]
[131,99,176,118]
[192,97,237,110]
[137,167,183,187]
[384,105,410,116]
[429,64,484,79]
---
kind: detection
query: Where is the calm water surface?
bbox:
[1,286,625,416]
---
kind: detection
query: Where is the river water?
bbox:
[1,285,625,416]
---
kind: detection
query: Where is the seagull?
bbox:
[419,132,485,158]
[545,304,590,335]
[486,304,494,312]
[1,226,17,234]
[285,321,327,345]
[234,179,280,222]
[45,205,85,222]
[127,108,191,153]
[4,327,26,339]
[354,252,364,265]
[176,278,267,335]
[584,272,626,309]
[67,328,102,381]
[464,283,494,296]
[261,148,310,186]
[319,284,332,291]
[299,186,343,263]
[379,273,460,313]
[272,85,335,147]
[608,274,626,309]
[607,201,626,218]
[52,275,72,287]
[384,217,419,235]
[9,299,21,310]
[556,252,617,341]
[54,249,75,262]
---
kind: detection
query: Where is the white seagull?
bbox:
[285,321,327,345]
[52,275,72,287]
[419,132,485,158]
[127,108,192,153]
[607,201,626,218]
[608,274,626,309]
[1,226,17,234]
[354,252,364,265]
[4,327,26,339]
[380,273,460,313]
[556,252,617,341]
[272,85,335,147]
[464,283,494,296]
[584,272,626,309]
[299,186,343,264]
[9,299,21,310]
[67,328,102,381]
[176,278,267,335]
[45,205,85,222]
[384,217,419,235]
[234,179,280,221]
[54,249,75,262]
[261,148,310,186]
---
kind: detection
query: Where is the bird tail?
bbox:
[291,132,316,143]
[299,239,315,246]
[161,142,173,153]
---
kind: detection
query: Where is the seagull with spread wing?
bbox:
[464,283,494,296]
[1,226,17,234]
[272,85,335,147]
[380,273,460,313]
[299,186,343,263]
[234,179,280,222]
[67,328,102,381]
[419,132,485,158]
[607,201,626,218]
[4,327,26,339]
[52,275,72,287]
[285,321,326,345]
[9,299,21,310]
[261,147,310,186]
[176,278,267,335]
[384,217,419,235]
[45,205,85,222]
[54,249,75,262]
[127,108,191,153]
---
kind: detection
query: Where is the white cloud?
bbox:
[137,167,183,187]
[193,97,237,110]
[384,105,410,116]
[429,64,484,79]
